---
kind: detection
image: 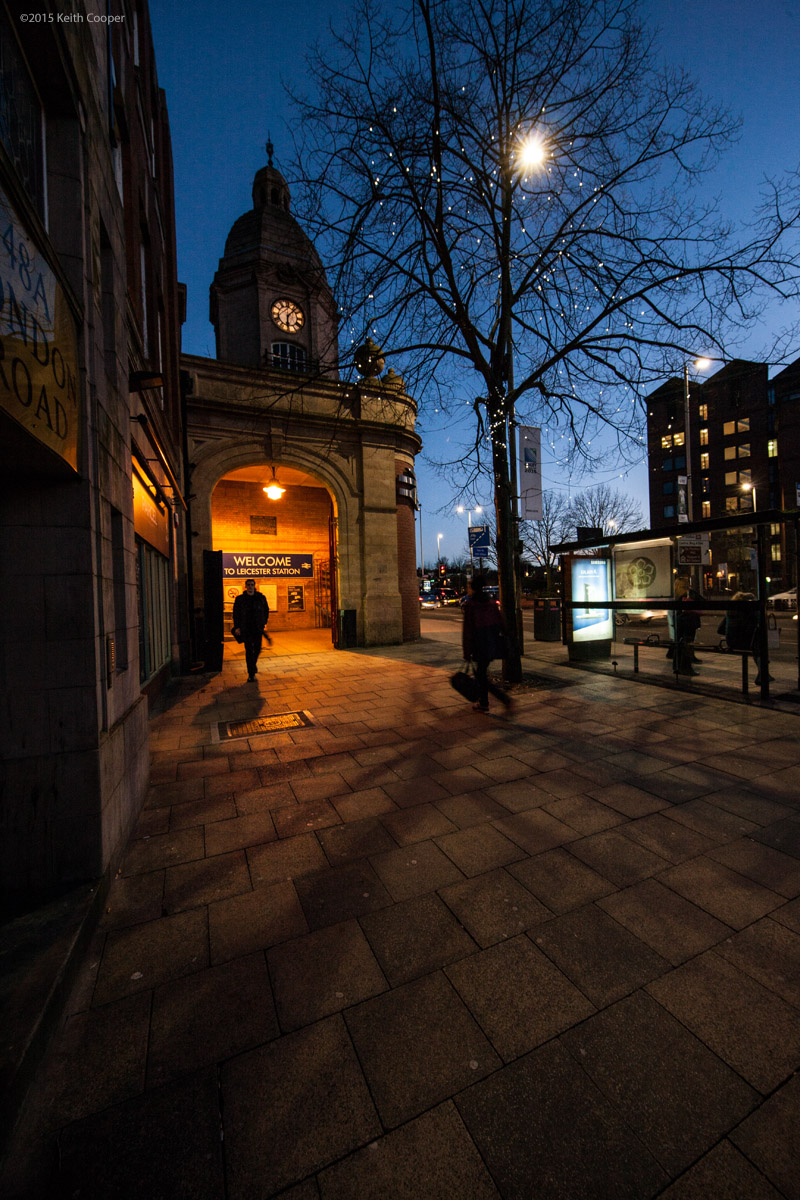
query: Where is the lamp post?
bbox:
[741,481,757,512]
[682,356,711,522]
[457,505,482,573]
[436,533,443,574]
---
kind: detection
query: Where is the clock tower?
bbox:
[209,142,339,376]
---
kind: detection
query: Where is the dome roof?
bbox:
[221,160,326,282]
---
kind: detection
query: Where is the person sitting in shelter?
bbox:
[717,592,773,685]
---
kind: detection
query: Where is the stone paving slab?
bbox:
[4,640,800,1200]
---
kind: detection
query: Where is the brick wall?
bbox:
[212,480,333,631]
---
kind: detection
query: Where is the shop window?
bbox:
[111,507,129,671]
[136,539,171,683]
[768,439,778,457]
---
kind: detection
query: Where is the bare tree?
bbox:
[565,483,644,539]
[520,490,571,592]
[291,0,800,678]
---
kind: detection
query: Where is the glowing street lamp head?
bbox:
[264,483,285,499]
[694,357,712,371]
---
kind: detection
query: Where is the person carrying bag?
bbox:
[460,577,513,713]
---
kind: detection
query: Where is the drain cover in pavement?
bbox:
[217,710,313,739]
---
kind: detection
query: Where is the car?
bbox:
[767,588,797,611]
[419,593,442,608]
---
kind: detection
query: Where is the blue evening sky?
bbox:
[149,0,799,561]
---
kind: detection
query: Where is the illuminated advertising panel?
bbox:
[571,558,613,642]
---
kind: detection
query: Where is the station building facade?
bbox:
[0,1,187,897]
[183,154,421,657]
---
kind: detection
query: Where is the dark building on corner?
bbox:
[0,1,187,899]
[645,358,800,593]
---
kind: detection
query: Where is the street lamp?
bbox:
[457,505,482,572]
[682,356,712,522]
[436,532,443,562]
[741,481,757,512]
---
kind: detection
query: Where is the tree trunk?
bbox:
[489,397,523,683]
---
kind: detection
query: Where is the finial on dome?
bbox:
[266,134,274,167]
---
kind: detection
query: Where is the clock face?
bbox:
[271,298,305,333]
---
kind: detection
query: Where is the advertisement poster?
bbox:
[571,558,613,642]
[614,546,671,600]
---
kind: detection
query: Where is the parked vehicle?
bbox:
[419,593,442,609]
[767,587,797,611]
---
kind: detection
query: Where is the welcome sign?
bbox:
[222,552,314,578]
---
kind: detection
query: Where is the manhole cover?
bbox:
[217,710,313,739]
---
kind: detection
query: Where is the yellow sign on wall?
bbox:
[0,186,80,471]
[132,466,170,557]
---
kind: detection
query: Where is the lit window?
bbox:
[724,446,736,460]
[725,497,739,512]
[661,435,673,449]
[737,418,750,432]
[725,472,738,486]
[701,477,710,494]
[723,421,736,437]
[270,342,307,372]
[768,439,778,458]
[771,544,781,562]
[738,444,750,459]
[739,469,751,486]
[770,524,780,536]
[699,428,708,446]
[700,453,709,470]
[701,501,711,518]
[663,505,675,518]
[672,432,685,446]
[698,404,708,420]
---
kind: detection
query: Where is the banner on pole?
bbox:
[519,426,542,520]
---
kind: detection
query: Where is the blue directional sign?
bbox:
[468,525,490,550]
[472,546,489,559]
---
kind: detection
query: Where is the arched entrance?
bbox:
[210,462,338,657]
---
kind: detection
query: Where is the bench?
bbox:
[622,637,758,692]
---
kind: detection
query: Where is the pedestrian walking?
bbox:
[461,577,512,713]
[232,577,270,682]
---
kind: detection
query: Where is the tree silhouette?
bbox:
[291,0,800,678]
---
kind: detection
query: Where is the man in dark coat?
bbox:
[232,578,270,682]
[462,577,512,713]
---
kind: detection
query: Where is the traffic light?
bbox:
[439,564,445,574]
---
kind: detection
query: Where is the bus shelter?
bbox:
[551,509,800,703]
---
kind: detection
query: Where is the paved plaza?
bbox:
[3,626,800,1199]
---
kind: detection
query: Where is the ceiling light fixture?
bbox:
[263,465,285,500]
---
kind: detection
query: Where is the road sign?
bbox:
[472,546,489,559]
[468,525,490,550]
